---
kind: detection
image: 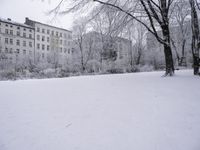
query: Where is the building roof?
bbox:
[0,17,34,29]
[85,31,131,43]
[25,18,72,33]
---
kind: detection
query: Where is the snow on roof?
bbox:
[0,17,34,29]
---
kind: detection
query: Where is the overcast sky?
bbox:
[0,0,74,30]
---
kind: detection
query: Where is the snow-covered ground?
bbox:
[0,70,200,150]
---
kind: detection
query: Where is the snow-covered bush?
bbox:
[139,64,154,72]
[0,70,16,80]
[86,59,101,73]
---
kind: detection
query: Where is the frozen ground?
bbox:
[0,70,200,150]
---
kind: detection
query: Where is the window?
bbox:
[37,27,40,32]
[51,31,54,35]
[5,47,8,53]
[56,32,58,36]
[29,42,32,47]
[17,26,20,30]
[42,29,45,33]
[10,39,13,45]
[29,29,32,32]
[68,49,70,54]
[68,41,70,46]
[47,29,50,34]
[10,25,13,28]
[37,44,40,49]
[42,53,44,58]
[17,31,20,36]
[16,49,20,54]
[29,34,32,39]
[24,28,26,31]
[10,48,13,54]
[23,41,26,47]
[5,38,8,44]
[10,30,13,35]
[42,36,45,42]
[64,40,67,46]
[37,35,40,40]
[64,48,67,53]
[60,33,62,37]
[68,34,71,39]
[16,40,20,46]
[47,37,50,42]
[42,44,45,50]
[6,24,8,27]
[60,47,62,53]
[23,33,26,38]
[23,49,26,55]
[64,33,67,38]
[5,29,9,34]
[60,40,62,45]
[47,45,50,51]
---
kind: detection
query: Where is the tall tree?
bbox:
[90,0,175,76]
[171,0,190,66]
[73,18,93,72]
[50,0,176,76]
[189,0,200,75]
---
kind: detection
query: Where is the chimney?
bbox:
[25,17,29,22]
[7,18,11,21]
[25,17,31,25]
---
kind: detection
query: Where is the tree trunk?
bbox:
[182,39,186,57]
[136,48,142,65]
[171,38,180,65]
[192,36,200,75]
[190,0,200,75]
[180,39,186,66]
[163,44,174,75]
[162,25,174,76]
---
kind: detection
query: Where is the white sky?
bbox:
[0,0,74,30]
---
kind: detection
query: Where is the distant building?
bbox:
[82,31,132,61]
[0,17,73,67]
[0,18,34,65]
[25,18,73,65]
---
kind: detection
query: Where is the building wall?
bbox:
[0,18,34,66]
[82,31,132,62]
[25,18,73,65]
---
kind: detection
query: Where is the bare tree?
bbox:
[91,0,175,76]
[73,18,93,73]
[47,35,60,72]
[50,0,176,75]
[171,0,190,66]
[132,22,146,65]
[189,0,200,75]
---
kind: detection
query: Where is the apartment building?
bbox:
[0,18,34,65]
[25,18,73,65]
[82,31,132,61]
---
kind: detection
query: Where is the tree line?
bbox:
[50,0,200,76]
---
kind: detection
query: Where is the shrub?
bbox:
[0,70,16,80]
